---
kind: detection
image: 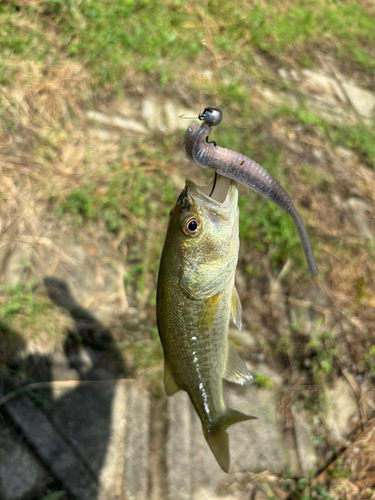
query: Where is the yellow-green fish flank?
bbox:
[156,174,255,472]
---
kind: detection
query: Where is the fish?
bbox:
[156,173,255,473]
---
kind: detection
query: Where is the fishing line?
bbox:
[199,0,210,115]
[208,172,218,198]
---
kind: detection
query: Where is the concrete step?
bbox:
[2,378,296,500]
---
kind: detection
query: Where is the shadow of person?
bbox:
[0,319,27,406]
[1,278,130,500]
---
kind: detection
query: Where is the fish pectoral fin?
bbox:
[180,259,234,300]
[230,286,242,330]
[164,361,181,397]
[223,345,253,385]
[198,293,222,333]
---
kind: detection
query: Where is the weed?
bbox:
[0,281,38,328]
[253,372,273,389]
[331,125,375,169]
[40,492,67,500]
[119,329,163,379]
[281,477,335,499]
[276,106,375,169]
[58,160,177,235]
[363,345,375,377]
[58,189,95,223]
[0,281,71,347]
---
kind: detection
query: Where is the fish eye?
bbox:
[182,217,201,237]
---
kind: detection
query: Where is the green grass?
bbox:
[215,0,375,72]
[2,0,375,92]
[0,281,70,346]
[1,281,41,329]
[237,148,307,271]
[253,372,273,389]
[57,160,177,234]
[276,106,375,169]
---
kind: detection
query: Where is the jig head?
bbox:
[183,107,318,276]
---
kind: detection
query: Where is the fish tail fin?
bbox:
[204,407,257,473]
[204,426,230,473]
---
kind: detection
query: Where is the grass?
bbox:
[0,282,72,356]
[275,106,375,169]
[1,0,375,94]
[57,162,176,234]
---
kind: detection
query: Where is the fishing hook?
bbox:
[183,106,318,276]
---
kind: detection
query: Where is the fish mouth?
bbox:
[186,175,235,206]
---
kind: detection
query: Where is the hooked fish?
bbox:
[156,174,255,473]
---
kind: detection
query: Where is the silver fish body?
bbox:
[156,175,254,472]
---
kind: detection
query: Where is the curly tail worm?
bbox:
[183,107,318,276]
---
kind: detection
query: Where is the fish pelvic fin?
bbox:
[164,361,181,396]
[223,344,253,385]
[204,407,257,473]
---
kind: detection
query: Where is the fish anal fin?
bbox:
[230,287,242,330]
[223,345,253,385]
[164,361,180,396]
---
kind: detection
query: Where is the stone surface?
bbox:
[97,382,127,500]
[0,427,49,500]
[301,69,347,104]
[86,110,148,133]
[344,197,374,239]
[292,408,318,477]
[342,82,375,118]
[167,391,192,500]
[5,396,98,500]
[3,380,150,500]
[123,382,150,500]
[325,377,359,441]
[225,384,287,474]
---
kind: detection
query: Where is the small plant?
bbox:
[363,345,375,377]
[253,372,273,389]
[40,492,67,500]
[0,281,38,328]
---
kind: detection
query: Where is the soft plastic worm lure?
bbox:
[183,106,318,276]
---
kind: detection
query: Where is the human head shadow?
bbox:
[43,277,127,378]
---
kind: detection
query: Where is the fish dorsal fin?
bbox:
[180,259,234,300]
[230,286,242,330]
[223,345,253,385]
[164,361,181,396]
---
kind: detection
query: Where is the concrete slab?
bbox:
[5,396,98,500]
[0,426,49,500]
[123,382,150,500]
[167,391,191,500]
